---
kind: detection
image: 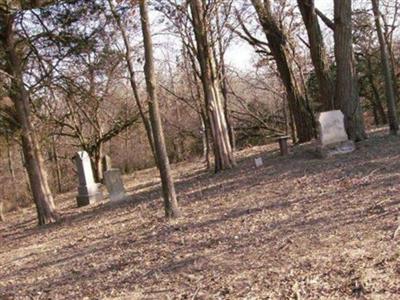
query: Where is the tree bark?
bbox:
[381,6,400,106]
[92,142,103,182]
[371,0,398,134]
[5,133,16,181]
[190,0,235,172]
[251,0,315,143]
[0,201,4,222]
[182,45,211,168]
[0,13,58,225]
[366,55,388,124]
[139,0,181,219]
[333,0,367,141]
[371,101,380,126]
[51,136,62,193]
[387,46,400,105]
[215,11,236,151]
[297,0,335,111]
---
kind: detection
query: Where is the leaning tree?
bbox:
[0,1,59,225]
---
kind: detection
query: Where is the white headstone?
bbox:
[318,110,349,146]
[75,151,103,207]
[254,157,263,168]
[104,169,126,202]
[317,110,355,157]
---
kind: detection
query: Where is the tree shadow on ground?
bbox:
[2,131,400,298]
[5,133,400,243]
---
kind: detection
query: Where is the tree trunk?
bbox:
[107,0,156,157]
[183,46,211,168]
[0,134,9,219]
[0,13,58,225]
[366,55,388,124]
[167,58,185,162]
[51,136,62,193]
[333,0,367,141]
[297,0,335,111]
[371,0,398,134]
[218,52,236,151]
[139,0,181,219]
[200,111,211,168]
[387,46,400,105]
[0,201,4,222]
[251,0,315,143]
[5,135,16,218]
[20,148,32,198]
[190,0,235,172]
[371,102,380,126]
[91,142,103,182]
[174,102,185,162]
[5,133,16,180]
[383,16,400,105]
[215,12,236,151]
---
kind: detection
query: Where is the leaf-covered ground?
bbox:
[1,128,400,299]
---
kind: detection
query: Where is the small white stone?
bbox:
[254,157,263,168]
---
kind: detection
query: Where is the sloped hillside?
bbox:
[1,129,400,299]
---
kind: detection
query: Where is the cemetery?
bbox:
[2,127,400,298]
[1,0,400,299]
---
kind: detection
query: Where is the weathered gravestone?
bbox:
[254,157,264,168]
[104,168,127,202]
[75,151,103,207]
[317,110,355,157]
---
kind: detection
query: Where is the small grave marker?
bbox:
[254,157,263,168]
[104,168,127,202]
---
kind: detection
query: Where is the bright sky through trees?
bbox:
[225,0,332,69]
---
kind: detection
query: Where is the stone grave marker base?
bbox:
[317,140,356,158]
[77,184,104,207]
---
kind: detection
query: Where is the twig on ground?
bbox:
[191,287,200,300]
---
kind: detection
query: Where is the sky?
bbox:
[225,0,333,70]
[152,1,334,72]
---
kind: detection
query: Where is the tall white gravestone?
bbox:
[317,110,355,157]
[75,151,103,207]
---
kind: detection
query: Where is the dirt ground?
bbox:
[1,128,400,299]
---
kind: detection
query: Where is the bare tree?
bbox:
[213,2,236,150]
[371,0,398,134]
[107,0,156,157]
[0,8,58,225]
[251,0,315,143]
[139,0,181,218]
[365,53,388,124]
[334,0,367,141]
[297,0,335,111]
[155,1,213,168]
[190,0,235,171]
[380,0,400,105]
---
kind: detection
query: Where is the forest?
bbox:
[1,0,400,298]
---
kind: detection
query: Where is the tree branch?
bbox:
[315,8,335,30]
